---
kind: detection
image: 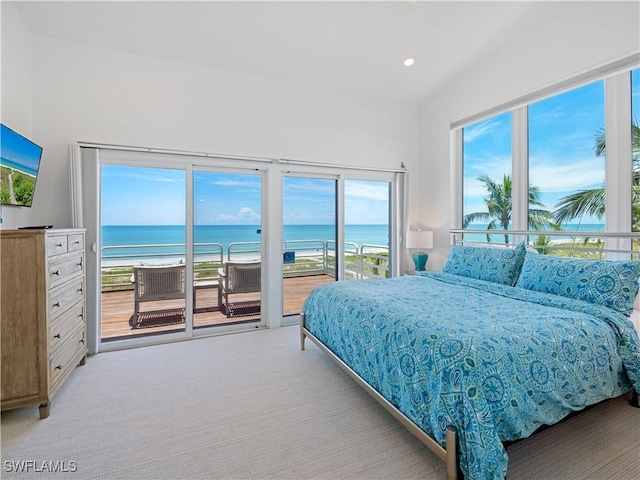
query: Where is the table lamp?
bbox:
[406,230,433,272]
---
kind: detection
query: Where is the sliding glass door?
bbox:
[100,165,187,340]
[281,175,394,318]
[344,179,391,280]
[81,146,402,350]
[193,169,263,327]
[99,161,265,345]
[282,176,337,318]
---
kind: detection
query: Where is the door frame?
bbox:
[82,149,272,352]
[280,167,401,325]
[98,154,191,351]
[190,163,269,336]
[72,144,406,352]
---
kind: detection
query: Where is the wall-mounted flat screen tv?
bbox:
[0,124,43,207]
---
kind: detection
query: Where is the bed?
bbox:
[300,238,640,480]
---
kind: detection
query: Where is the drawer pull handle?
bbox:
[54,333,61,339]
[53,270,60,276]
[56,243,63,247]
[78,287,83,293]
[79,339,85,344]
[53,302,60,307]
[74,240,80,245]
[55,365,62,370]
[77,261,83,267]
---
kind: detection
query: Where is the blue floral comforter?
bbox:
[302,272,640,480]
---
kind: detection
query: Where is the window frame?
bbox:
[451,58,639,241]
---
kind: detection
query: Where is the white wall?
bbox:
[5,1,637,245]
[419,1,640,270]
[1,2,35,227]
[2,35,419,229]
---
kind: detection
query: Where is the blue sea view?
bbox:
[463,223,605,243]
[0,157,38,177]
[102,224,390,260]
[102,223,607,261]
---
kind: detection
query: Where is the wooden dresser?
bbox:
[1,228,87,418]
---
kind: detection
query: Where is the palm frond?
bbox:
[553,187,606,225]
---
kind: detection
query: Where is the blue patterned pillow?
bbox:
[515,252,640,316]
[441,242,526,286]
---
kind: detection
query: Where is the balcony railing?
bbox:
[450,229,640,260]
[101,239,389,291]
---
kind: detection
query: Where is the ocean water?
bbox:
[102,224,389,259]
[0,157,38,177]
[463,223,605,243]
[102,223,606,260]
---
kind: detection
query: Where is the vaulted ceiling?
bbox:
[14,1,558,104]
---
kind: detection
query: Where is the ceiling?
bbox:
[13,1,557,105]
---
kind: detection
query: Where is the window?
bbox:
[462,111,512,244]
[529,81,605,231]
[454,63,638,257]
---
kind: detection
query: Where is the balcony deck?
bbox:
[101,273,334,340]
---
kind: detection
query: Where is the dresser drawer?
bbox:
[48,252,84,288]
[50,303,85,355]
[49,277,84,320]
[1,228,86,419]
[46,235,68,257]
[67,233,84,253]
[49,325,85,392]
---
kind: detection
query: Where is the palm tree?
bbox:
[553,122,640,229]
[464,174,558,244]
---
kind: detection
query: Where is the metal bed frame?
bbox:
[300,230,640,480]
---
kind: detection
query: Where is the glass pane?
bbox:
[100,165,186,341]
[345,180,390,279]
[193,171,262,326]
[282,177,336,317]
[528,81,605,257]
[462,111,513,244]
[529,81,605,235]
[632,68,639,232]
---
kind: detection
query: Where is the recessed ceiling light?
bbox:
[403,58,415,67]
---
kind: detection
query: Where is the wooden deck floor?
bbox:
[101,274,334,340]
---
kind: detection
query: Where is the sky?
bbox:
[101,167,390,226]
[101,70,638,228]
[463,68,639,227]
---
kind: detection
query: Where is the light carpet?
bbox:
[1,325,638,479]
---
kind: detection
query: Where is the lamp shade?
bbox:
[405,230,433,250]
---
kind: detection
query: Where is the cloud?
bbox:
[107,168,185,184]
[210,178,260,189]
[345,181,389,201]
[464,178,497,198]
[529,155,604,192]
[285,178,335,195]
[214,206,261,223]
[463,118,506,144]
[463,154,512,197]
[528,105,565,124]
[464,154,511,177]
[464,151,604,199]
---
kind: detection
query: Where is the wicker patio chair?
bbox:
[217,261,261,318]
[132,264,187,326]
